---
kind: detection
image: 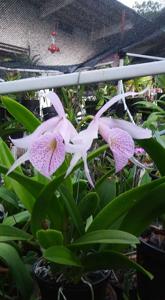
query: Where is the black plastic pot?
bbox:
[137,236,165,300]
[34,263,110,300]
[42,106,57,121]
[21,99,40,117]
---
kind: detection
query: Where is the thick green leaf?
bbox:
[0,243,33,299]
[1,96,40,132]
[83,251,153,280]
[0,186,19,208]
[37,229,63,249]
[31,174,65,236]
[0,224,32,241]
[60,185,84,235]
[78,192,100,221]
[120,182,165,236]
[138,138,165,176]
[88,176,165,232]
[0,163,44,199]
[3,211,30,226]
[71,230,139,247]
[44,246,82,267]
[96,178,116,208]
[0,139,36,211]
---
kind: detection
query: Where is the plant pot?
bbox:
[33,261,110,300]
[42,106,57,121]
[21,99,40,117]
[137,231,165,300]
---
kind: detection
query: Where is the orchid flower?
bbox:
[66,89,152,186]
[8,92,77,177]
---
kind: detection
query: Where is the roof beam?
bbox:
[91,22,133,41]
[40,0,74,18]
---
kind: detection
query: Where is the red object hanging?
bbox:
[48,31,60,53]
[48,43,60,54]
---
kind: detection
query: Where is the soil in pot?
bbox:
[137,227,165,300]
[33,259,110,300]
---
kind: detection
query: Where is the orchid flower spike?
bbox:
[65,88,152,186]
[8,92,77,177]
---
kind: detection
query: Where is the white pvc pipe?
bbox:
[1,60,165,94]
[127,52,165,61]
[0,65,63,74]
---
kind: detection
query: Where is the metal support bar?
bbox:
[0,60,165,95]
[127,52,165,61]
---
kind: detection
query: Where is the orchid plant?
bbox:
[7,91,151,186]
[1,88,165,298]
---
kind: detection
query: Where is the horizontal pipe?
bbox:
[0,60,165,94]
[127,52,165,61]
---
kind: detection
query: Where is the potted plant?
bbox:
[2,89,165,299]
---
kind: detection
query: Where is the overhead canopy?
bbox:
[0,0,165,75]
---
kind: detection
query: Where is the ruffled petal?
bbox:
[101,117,152,139]
[7,152,29,175]
[29,132,65,177]
[47,92,65,118]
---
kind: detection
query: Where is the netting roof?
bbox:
[0,0,165,76]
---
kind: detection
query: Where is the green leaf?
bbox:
[96,178,116,208]
[78,192,100,221]
[138,138,165,176]
[0,224,32,241]
[3,211,30,226]
[1,96,40,132]
[31,174,66,236]
[0,163,44,199]
[44,246,82,267]
[120,182,165,236]
[83,251,153,280]
[71,230,139,247]
[0,139,36,211]
[0,243,33,299]
[60,185,84,235]
[0,186,19,208]
[88,176,165,232]
[37,229,63,249]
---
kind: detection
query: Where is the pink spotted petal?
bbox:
[29,133,65,177]
[47,92,65,118]
[100,117,152,140]
[108,128,134,172]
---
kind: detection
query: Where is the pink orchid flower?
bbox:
[8,92,77,177]
[66,90,152,186]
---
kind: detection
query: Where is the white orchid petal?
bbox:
[7,152,29,175]
[11,135,34,149]
[65,153,82,177]
[83,153,94,187]
[47,92,65,118]
[95,88,149,119]
[101,117,152,139]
